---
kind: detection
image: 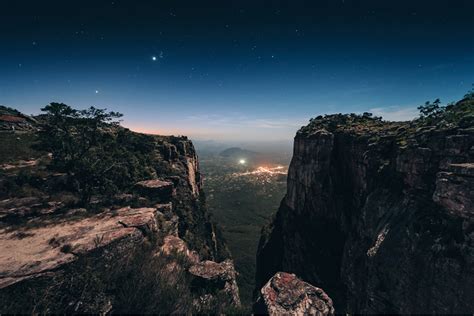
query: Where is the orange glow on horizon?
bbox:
[123,122,219,139]
[123,123,185,137]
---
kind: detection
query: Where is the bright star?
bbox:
[239,159,246,165]
[95,90,99,94]
[152,56,157,61]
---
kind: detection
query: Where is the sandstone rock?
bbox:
[0,107,38,131]
[0,196,41,209]
[0,207,158,289]
[0,196,64,219]
[255,272,334,316]
[159,235,199,264]
[135,179,174,201]
[189,259,241,308]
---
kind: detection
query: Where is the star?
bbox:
[95,90,99,94]
[152,56,157,61]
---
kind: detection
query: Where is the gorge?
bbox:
[0,95,473,314]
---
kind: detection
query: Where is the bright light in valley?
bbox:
[239,159,246,165]
[231,165,287,179]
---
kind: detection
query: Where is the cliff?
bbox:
[256,98,474,313]
[0,107,240,313]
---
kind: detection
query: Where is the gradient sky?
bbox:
[1,0,473,141]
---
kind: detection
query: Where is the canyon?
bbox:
[1,96,473,314]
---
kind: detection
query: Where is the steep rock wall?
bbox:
[256,105,474,313]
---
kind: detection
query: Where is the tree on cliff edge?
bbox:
[38,102,126,204]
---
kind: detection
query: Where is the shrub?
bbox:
[36,103,155,205]
[417,98,444,124]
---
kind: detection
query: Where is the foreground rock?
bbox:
[255,272,334,316]
[135,179,174,202]
[0,206,158,289]
[189,260,241,309]
[256,99,474,314]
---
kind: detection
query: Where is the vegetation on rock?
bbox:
[255,91,474,314]
[0,104,239,313]
[36,103,156,204]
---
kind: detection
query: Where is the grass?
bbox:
[0,132,41,164]
[0,240,197,314]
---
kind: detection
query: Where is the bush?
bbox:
[417,98,444,124]
[416,94,474,127]
[36,103,155,205]
[464,84,474,100]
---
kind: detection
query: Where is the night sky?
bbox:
[1,0,473,141]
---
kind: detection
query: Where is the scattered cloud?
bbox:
[174,113,310,141]
[184,113,307,129]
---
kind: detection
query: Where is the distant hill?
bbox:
[219,147,258,158]
[0,105,38,132]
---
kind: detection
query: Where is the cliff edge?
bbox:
[256,98,474,313]
[0,106,240,313]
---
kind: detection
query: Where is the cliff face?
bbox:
[0,112,239,313]
[256,99,474,313]
[156,136,229,261]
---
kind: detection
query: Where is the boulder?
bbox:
[135,179,174,201]
[0,207,158,289]
[255,272,334,316]
[189,259,241,308]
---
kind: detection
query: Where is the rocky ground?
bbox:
[0,106,241,313]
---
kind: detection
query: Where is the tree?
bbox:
[464,84,474,100]
[38,103,125,204]
[417,98,445,124]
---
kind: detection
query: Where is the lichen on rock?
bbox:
[255,272,334,316]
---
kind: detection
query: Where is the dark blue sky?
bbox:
[1,0,473,140]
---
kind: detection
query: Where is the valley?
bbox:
[198,148,290,307]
